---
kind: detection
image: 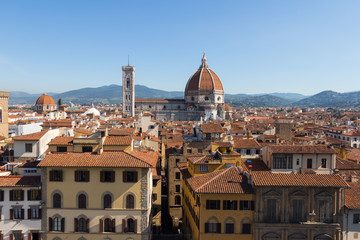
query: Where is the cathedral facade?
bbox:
[122,53,232,121]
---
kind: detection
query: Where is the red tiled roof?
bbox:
[345,181,360,209]
[108,128,135,136]
[252,172,349,188]
[186,167,253,194]
[38,152,153,168]
[233,137,261,149]
[104,136,132,146]
[18,160,41,168]
[48,136,74,146]
[336,158,360,170]
[13,130,48,141]
[0,176,41,187]
[201,123,224,133]
[267,145,337,154]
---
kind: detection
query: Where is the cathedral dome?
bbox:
[36,94,56,105]
[185,53,224,96]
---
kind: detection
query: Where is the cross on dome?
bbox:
[200,52,208,69]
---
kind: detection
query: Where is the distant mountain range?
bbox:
[7,85,360,108]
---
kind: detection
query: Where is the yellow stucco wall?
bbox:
[183,177,254,240]
[46,167,145,209]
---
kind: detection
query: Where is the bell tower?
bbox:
[0,91,10,138]
[122,65,135,117]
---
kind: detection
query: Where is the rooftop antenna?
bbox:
[128,55,130,66]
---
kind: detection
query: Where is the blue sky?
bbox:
[1,0,359,95]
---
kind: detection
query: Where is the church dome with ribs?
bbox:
[185,53,224,95]
[36,94,56,105]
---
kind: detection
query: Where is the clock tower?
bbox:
[122,65,135,117]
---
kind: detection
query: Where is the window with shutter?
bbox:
[101,171,115,182]
[0,190,4,201]
[75,170,90,182]
[50,170,63,182]
[123,171,137,182]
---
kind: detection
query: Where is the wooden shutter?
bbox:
[28,209,32,219]
[122,219,126,232]
[0,233,3,240]
[217,223,221,233]
[205,223,209,233]
[59,171,63,181]
[134,171,138,181]
[99,219,104,232]
[100,171,104,182]
[61,218,65,232]
[75,171,79,182]
[9,234,13,240]
[111,219,116,232]
[39,209,42,219]
[28,233,32,240]
[86,218,90,233]
[123,171,127,182]
[85,171,89,182]
[28,190,32,200]
[216,200,220,210]
[49,217,53,231]
[206,200,209,209]
[9,190,13,201]
[240,200,244,210]
[21,209,25,219]
[10,209,14,220]
[223,200,227,210]
[234,200,238,210]
[20,190,24,201]
[111,171,115,182]
[0,190,3,201]
[74,218,78,232]
[37,190,42,200]
[21,234,24,240]
[134,219,137,233]
[39,233,42,240]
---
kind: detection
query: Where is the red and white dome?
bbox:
[185,53,224,96]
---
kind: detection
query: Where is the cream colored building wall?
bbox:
[43,166,152,239]
[45,167,147,209]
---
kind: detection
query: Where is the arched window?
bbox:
[262,232,280,240]
[205,96,209,101]
[126,195,134,209]
[53,217,63,232]
[78,217,87,232]
[175,196,181,205]
[224,217,235,234]
[78,194,87,209]
[205,217,220,233]
[53,193,61,208]
[314,234,333,240]
[104,218,115,232]
[125,218,136,233]
[103,194,112,209]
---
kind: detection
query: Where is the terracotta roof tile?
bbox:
[38,152,153,168]
[233,137,261,149]
[13,130,48,141]
[0,176,41,187]
[252,172,349,188]
[186,167,253,194]
[201,123,224,133]
[267,145,337,154]
[108,128,135,136]
[104,136,132,146]
[345,181,360,209]
[48,136,74,146]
